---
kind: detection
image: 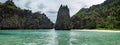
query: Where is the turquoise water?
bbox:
[0,29,120,45]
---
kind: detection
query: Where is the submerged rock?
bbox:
[55,5,71,30]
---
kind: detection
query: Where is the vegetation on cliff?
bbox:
[71,0,120,30]
[0,0,53,29]
[55,5,72,30]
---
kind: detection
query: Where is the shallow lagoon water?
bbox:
[0,29,120,45]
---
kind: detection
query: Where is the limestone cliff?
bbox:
[55,5,71,30]
[71,0,120,29]
[0,0,54,29]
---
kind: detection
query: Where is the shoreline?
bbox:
[73,29,120,32]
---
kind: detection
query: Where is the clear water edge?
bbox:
[0,29,120,45]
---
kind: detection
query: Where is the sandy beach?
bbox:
[73,29,120,32]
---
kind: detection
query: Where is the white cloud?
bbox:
[0,0,105,22]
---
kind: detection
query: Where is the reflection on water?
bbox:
[0,30,120,45]
[0,30,57,45]
[56,30,70,45]
[46,29,58,45]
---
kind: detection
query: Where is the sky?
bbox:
[0,0,105,23]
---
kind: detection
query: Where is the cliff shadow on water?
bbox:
[56,30,70,45]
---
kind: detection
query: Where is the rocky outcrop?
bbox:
[24,12,54,29]
[71,0,120,29]
[3,0,17,7]
[0,0,54,29]
[55,5,71,30]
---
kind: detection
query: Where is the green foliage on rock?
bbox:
[0,0,54,29]
[71,0,120,30]
[55,5,72,30]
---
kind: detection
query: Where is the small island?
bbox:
[55,5,71,30]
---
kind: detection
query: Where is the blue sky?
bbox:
[0,0,105,22]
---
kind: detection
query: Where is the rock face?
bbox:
[55,5,71,30]
[71,0,120,29]
[24,12,54,29]
[0,0,54,29]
